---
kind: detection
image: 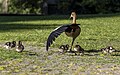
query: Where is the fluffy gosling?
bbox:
[59,44,69,53]
[101,46,115,54]
[74,44,84,55]
[11,41,16,48]
[16,41,24,52]
[4,42,11,49]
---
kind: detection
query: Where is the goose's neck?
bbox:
[72,17,76,24]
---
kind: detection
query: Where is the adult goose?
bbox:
[46,12,81,51]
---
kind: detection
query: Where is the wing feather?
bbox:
[46,24,70,51]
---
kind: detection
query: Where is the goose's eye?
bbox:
[72,14,74,16]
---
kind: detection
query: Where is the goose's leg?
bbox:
[70,38,75,52]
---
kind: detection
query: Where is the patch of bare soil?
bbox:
[0,43,120,75]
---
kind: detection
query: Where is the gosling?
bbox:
[106,46,115,53]
[4,42,11,49]
[101,46,115,54]
[74,45,84,55]
[11,41,16,48]
[4,41,16,49]
[16,41,24,52]
[59,44,69,53]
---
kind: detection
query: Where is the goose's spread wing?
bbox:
[46,24,70,51]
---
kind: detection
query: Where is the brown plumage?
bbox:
[46,12,81,51]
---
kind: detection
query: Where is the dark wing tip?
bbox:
[46,45,49,51]
[46,24,69,51]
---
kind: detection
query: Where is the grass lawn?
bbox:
[0,14,120,75]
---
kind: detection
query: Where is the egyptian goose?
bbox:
[46,12,81,51]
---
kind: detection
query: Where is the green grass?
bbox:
[0,14,120,74]
[0,48,23,60]
[0,14,120,49]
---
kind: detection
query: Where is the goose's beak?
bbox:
[70,16,73,20]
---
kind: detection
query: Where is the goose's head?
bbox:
[70,12,77,24]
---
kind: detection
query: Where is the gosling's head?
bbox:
[59,44,69,53]
[74,45,81,51]
[59,45,65,50]
[11,41,16,48]
[107,46,115,53]
[64,44,69,50]
[107,46,114,50]
[17,41,23,46]
[4,42,11,49]
[12,41,16,44]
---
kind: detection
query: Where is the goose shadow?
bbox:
[84,49,120,56]
[85,49,101,53]
[66,49,120,56]
[84,49,100,56]
[82,49,101,56]
[22,51,38,56]
[65,49,101,56]
[111,50,120,56]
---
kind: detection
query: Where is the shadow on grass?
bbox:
[65,49,120,56]
[64,49,100,56]
[0,15,69,23]
[84,49,120,56]
[111,50,120,56]
[85,49,101,53]
[78,13,120,19]
[22,51,39,56]
[0,13,120,23]
[0,13,120,31]
[0,23,61,31]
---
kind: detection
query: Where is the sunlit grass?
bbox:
[0,48,23,60]
[0,14,120,74]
